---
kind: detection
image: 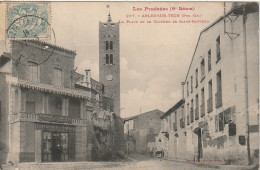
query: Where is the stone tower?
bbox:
[99,12,120,116]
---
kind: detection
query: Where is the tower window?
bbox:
[110,41,113,49]
[106,54,109,64]
[106,41,109,50]
[110,54,113,64]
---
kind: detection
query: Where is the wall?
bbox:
[0,75,9,164]
[124,110,163,154]
[11,40,76,89]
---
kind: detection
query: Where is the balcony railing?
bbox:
[195,107,199,120]
[190,108,194,123]
[180,118,185,129]
[200,103,205,117]
[207,97,213,113]
[215,91,222,108]
[11,112,86,126]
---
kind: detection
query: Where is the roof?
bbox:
[12,40,77,56]
[124,109,164,121]
[184,2,258,83]
[160,99,185,119]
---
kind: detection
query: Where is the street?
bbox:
[1,154,218,170]
[2,153,259,170]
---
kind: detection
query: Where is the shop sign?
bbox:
[38,114,72,124]
[36,123,75,132]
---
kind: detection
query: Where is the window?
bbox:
[106,41,109,50]
[191,76,193,93]
[190,99,194,123]
[195,94,199,120]
[216,36,221,62]
[201,88,205,117]
[53,67,62,87]
[216,71,222,92]
[106,54,109,64]
[208,80,213,99]
[110,41,113,49]
[69,98,80,118]
[200,59,205,80]
[208,50,211,72]
[207,80,213,113]
[105,54,113,65]
[219,112,224,131]
[195,69,198,88]
[26,101,35,113]
[110,54,113,64]
[216,71,222,108]
[187,81,189,97]
[187,103,190,125]
[28,61,39,82]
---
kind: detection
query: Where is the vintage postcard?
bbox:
[0,1,259,170]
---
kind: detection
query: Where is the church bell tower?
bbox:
[99,12,120,116]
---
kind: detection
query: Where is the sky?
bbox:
[0,2,228,118]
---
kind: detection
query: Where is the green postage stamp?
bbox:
[6,3,50,38]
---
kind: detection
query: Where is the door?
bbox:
[42,132,69,162]
[197,129,203,161]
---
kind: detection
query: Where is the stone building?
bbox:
[0,39,117,164]
[158,99,186,159]
[182,3,259,165]
[0,10,125,164]
[124,109,163,154]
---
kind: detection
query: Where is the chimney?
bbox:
[181,82,185,99]
[85,69,91,85]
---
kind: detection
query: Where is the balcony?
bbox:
[200,103,205,117]
[190,108,194,123]
[215,91,222,108]
[11,112,86,126]
[180,118,185,129]
[207,97,213,113]
[195,107,199,120]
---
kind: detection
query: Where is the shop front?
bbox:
[35,123,76,162]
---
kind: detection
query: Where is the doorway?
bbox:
[42,132,69,162]
[197,128,203,162]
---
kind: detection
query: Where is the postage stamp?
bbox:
[6,3,50,38]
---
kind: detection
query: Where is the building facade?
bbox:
[158,99,186,159]
[158,2,259,166]
[183,3,259,165]
[124,109,163,154]
[0,39,117,164]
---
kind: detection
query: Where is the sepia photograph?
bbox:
[0,1,259,170]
